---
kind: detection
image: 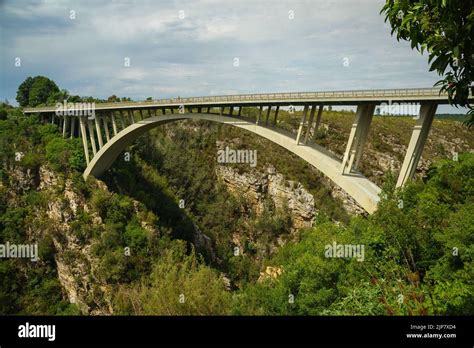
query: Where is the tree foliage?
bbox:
[381,0,474,126]
[114,241,232,315]
[16,76,60,107]
[236,153,474,315]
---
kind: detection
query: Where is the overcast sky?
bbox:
[0,0,464,113]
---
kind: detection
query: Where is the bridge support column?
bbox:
[256,106,263,125]
[265,106,271,125]
[62,116,68,138]
[207,107,211,114]
[119,111,126,129]
[111,112,118,135]
[170,108,174,114]
[148,109,152,118]
[341,104,375,174]
[296,105,309,144]
[87,119,98,156]
[396,103,437,187]
[70,117,76,139]
[162,108,166,115]
[273,106,279,125]
[229,107,234,116]
[94,116,104,148]
[103,117,111,142]
[220,107,223,116]
[128,110,135,123]
[198,107,202,113]
[238,106,242,116]
[304,105,317,144]
[79,117,90,165]
[313,104,324,136]
[139,109,144,120]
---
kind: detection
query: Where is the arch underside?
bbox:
[83,113,381,213]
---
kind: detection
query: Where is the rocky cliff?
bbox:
[216,164,316,230]
[215,162,367,230]
[5,165,167,315]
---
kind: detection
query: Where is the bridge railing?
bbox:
[170,88,445,104]
[24,87,453,112]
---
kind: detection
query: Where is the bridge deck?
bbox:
[23,87,469,114]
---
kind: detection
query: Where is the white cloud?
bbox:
[0,0,452,111]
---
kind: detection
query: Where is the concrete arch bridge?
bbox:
[24,87,469,214]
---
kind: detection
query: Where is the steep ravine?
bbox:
[6,161,323,314]
[7,165,162,314]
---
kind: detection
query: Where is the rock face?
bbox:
[6,165,161,315]
[37,167,114,314]
[257,266,283,283]
[216,165,316,229]
[7,166,39,194]
[267,170,316,228]
[192,222,216,261]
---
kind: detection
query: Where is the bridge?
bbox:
[24,87,469,214]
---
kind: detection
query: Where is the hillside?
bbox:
[0,103,472,315]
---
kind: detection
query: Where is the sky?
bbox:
[0,0,465,113]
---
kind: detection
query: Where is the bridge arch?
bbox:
[83,113,382,213]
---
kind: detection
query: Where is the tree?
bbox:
[46,89,69,105]
[16,77,34,107]
[107,95,119,102]
[44,137,84,172]
[114,241,232,315]
[28,77,60,107]
[381,0,474,127]
[16,76,59,107]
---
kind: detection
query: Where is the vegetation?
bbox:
[235,153,474,315]
[381,0,474,126]
[0,76,473,315]
[16,76,60,107]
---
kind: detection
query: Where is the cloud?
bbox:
[0,0,458,114]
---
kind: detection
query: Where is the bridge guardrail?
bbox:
[24,87,456,112]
